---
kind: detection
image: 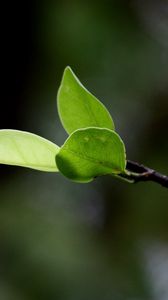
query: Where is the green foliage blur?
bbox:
[1,1,168,299]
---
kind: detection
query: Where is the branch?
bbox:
[119,160,168,188]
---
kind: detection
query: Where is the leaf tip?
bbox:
[64,65,74,76]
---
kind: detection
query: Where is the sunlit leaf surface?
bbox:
[57,67,115,134]
[0,130,60,172]
[56,127,126,182]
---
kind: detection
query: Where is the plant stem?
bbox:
[118,160,168,188]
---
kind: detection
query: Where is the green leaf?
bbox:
[0,130,60,172]
[57,66,114,134]
[56,127,126,183]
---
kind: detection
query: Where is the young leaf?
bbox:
[56,127,126,183]
[57,67,114,134]
[0,130,60,172]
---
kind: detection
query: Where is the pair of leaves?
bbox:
[0,67,126,182]
[57,67,126,182]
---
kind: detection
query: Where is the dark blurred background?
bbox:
[1,0,168,299]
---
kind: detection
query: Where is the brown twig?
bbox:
[119,160,168,188]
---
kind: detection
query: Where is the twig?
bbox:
[118,160,168,188]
